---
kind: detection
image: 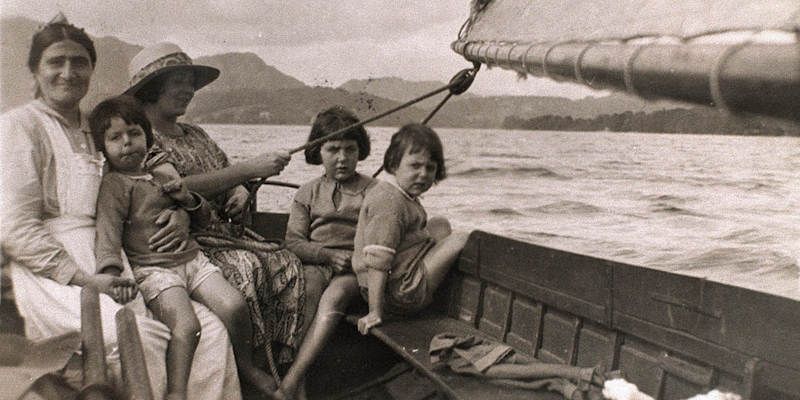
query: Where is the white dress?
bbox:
[0,101,241,399]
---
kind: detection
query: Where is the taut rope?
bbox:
[247,64,480,202]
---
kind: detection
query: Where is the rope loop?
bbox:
[623,44,649,97]
[574,42,596,86]
[710,40,751,112]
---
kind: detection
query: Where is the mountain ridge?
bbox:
[3,15,771,134]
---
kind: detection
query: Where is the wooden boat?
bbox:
[249,212,800,400]
[295,1,800,399]
[3,2,800,399]
[5,210,798,399]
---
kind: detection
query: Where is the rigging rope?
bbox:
[372,65,479,177]
[246,64,479,202]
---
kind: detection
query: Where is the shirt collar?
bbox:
[31,98,85,130]
[322,173,372,195]
[384,175,417,201]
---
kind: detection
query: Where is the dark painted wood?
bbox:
[539,309,581,365]
[478,285,512,340]
[506,296,542,355]
[613,263,800,371]
[473,231,613,325]
[449,275,483,327]
[250,212,289,241]
[575,322,618,371]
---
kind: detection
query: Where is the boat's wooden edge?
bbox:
[446,230,800,399]
[462,230,800,372]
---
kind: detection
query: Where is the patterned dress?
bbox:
[153,122,305,363]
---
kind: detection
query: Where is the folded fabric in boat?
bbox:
[430,332,614,400]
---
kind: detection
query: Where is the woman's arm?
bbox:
[0,115,78,284]
[183,150,291,198]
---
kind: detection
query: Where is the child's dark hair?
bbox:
[88,95,154,153]
[304,106,370,165]
[383,123,446,182]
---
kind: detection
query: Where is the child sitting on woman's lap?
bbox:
[353,123,468,334]
[89,95,276,400]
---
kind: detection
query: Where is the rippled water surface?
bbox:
[206,125,800,300]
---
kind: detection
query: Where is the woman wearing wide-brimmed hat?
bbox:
[1,19,240,399]
[125,42,314,387]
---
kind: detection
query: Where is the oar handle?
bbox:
[80,286,108,388]
[116,306,154,400]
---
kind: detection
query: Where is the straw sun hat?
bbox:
[124,42,219,96]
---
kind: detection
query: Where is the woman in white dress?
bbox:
[0,17,241,399]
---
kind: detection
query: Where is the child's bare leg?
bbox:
[280,274,359,399]
[191,273,277,396]
[301,265,329,336]
[149,287,201,400]
[422,227,470,290]
[427,216,453,241]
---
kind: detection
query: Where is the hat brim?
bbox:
[124,64,220,97]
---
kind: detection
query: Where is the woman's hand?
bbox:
[86,274,137,304]
[245,150,290,179]
[322,248,352,270]
[224,185,250,219]
[149,208,190,252]
[162,178,193,206]
[357,311,383,335]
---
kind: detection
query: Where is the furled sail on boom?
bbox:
[452,0,800,120]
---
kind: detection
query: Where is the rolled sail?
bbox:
[452,0,800,120]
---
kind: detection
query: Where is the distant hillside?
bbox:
[3,16,779,135]
[187,86,456,127]
[195,52,306,92]
[339,77,476,108]
[0,16,305,112]
[504,107,800,135]
[1,17,44,109]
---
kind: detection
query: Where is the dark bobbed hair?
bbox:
[383,123,446,182]
[304,106,370,165]
[28,22,96,73]
[88,95,154,154]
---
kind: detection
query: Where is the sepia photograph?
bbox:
[1,1,798,399]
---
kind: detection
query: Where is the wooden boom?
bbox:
[452,40,800,121]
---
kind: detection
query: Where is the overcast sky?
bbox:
[2,0,601,98]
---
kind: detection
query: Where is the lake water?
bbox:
[205,124,800,300]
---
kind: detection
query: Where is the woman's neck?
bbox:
[144,106,182,136]
[41,98,81,127]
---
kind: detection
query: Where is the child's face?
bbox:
[320,139,359,182]
[103,117,148,173]
[393,148,436,198]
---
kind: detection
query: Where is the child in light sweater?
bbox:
[353,123,469,335]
